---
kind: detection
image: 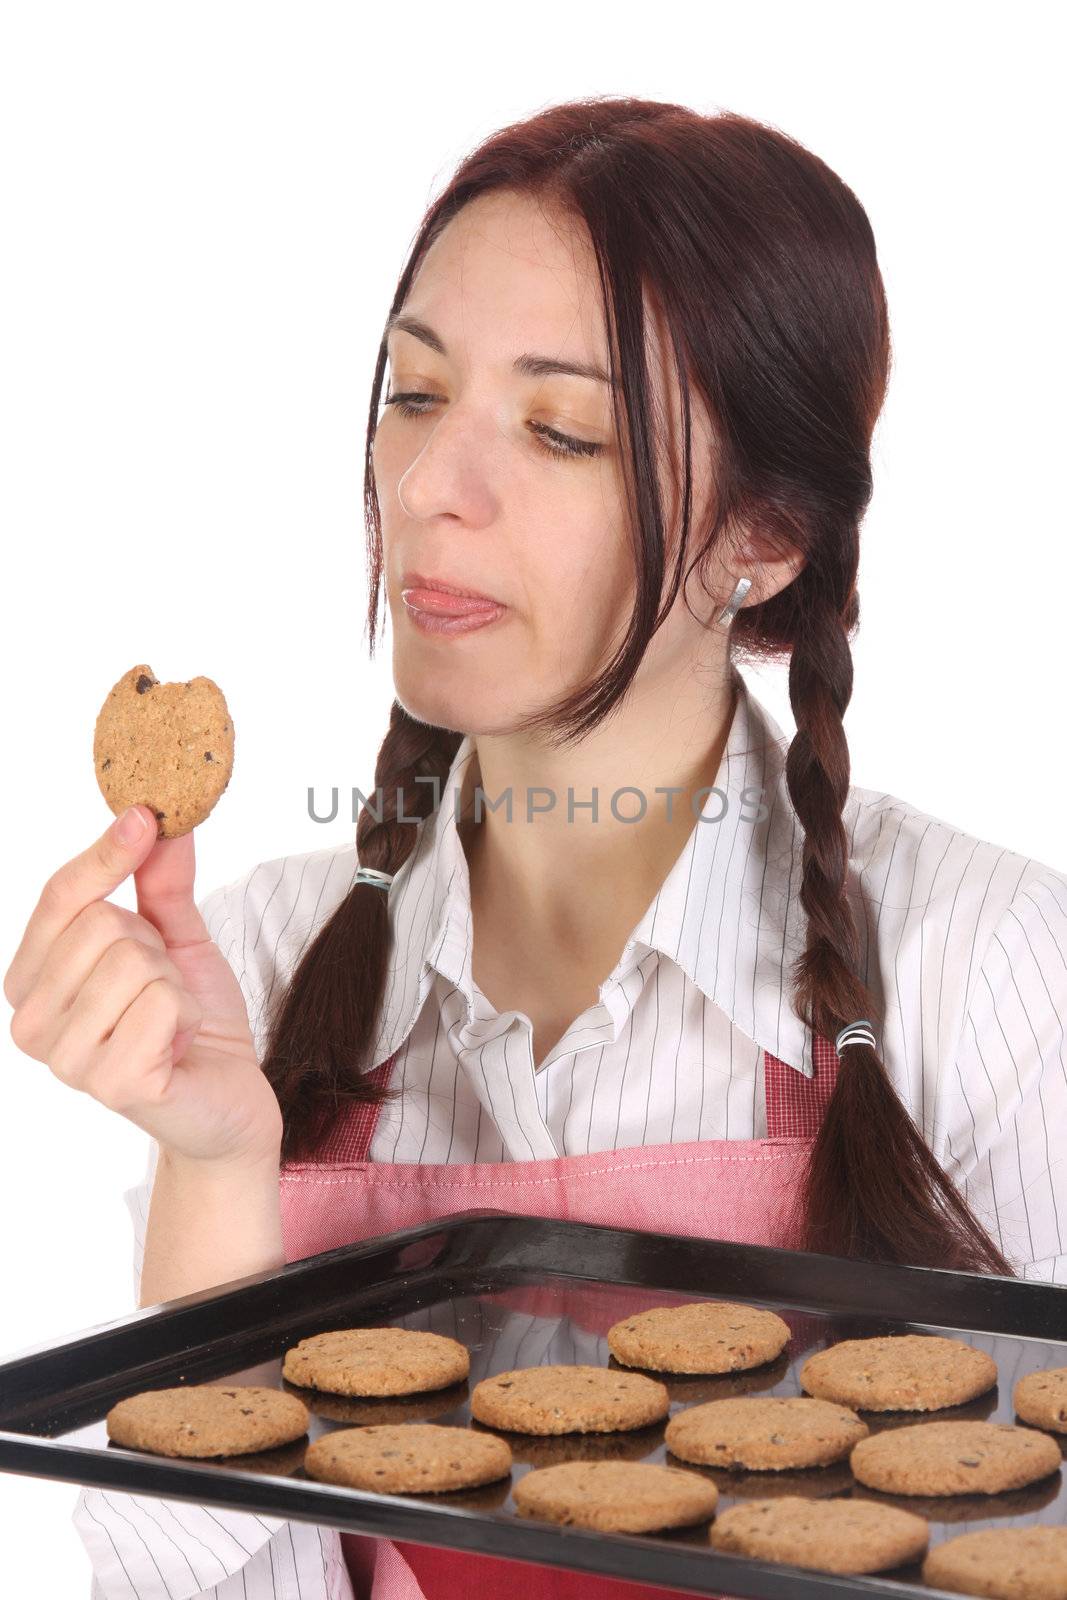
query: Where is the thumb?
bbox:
[133,823,207,948]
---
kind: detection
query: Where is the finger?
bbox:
[91,977,203,1114]
[23,938,183,1078]
[134,827,210,948]
[170,1019,203,1067]
[13,900,165,1039]
[3,805,160,1008]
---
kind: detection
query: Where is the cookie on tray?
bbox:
[709,1495,929,1574]
[303,1423,511,1493]
[1014,1367,1067,1433]
[922,1526,1067,1599]
[850,1420,1061,1496]
[470,1364,669,1435]
[106,1385,308,1458]
[281,1327,469,1397]
[799,1334,997,1412]
[514,1459,718,1533]
[665,1395,868,1470]
[607,1301,790,1374]
[93,664,234,839]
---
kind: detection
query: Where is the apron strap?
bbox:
[763,1031,840,1139]
[312,1031,841,1162]
[309,1052,400,1162]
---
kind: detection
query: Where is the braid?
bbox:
[785,588,1011,1272]
[355,700,465,877]
[261,702,462,1163]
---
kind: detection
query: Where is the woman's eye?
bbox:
[382,391,603,462]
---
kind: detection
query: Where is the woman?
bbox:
[8,96,1063,1599]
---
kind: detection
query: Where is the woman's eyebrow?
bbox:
[384,311,616,388]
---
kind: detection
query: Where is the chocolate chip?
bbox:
[240,1408,253,1415]
[223,723,229,732]
[204,751,214,761]
[101,758,111,770]
[135,674,155,694]
[153,810,166,821]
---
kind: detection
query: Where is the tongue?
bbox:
[407,588,500,616]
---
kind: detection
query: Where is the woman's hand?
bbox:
[4,806,283,1169]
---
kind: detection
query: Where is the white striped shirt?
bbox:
[73,670,1067,1598]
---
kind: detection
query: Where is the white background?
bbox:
[1,2,1063,1590]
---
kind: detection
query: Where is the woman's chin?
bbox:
[392,674,497,738]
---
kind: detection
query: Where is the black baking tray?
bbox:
[2,1210,1066,1599]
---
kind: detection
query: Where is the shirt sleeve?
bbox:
[937,863,1067,1283]
[71,882,355,1600]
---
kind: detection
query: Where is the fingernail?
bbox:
[115,806,149,845]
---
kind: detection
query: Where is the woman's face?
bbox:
[373,187,723,737]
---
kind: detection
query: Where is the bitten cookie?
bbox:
[1014,1367,1067,1433]
[800,1335,997,1412]
[281,1328,469,1397]
[709,1496,929,1575]
[470,1365,669,1435]
[607,1301,790,1375]
[94,664,234,839]
[922,1526,1067,1599]
[514,1460,719,1533]
[850,1421,1061,1496]
[665,1395,868,1470]
[303,1423,511,1493]
[106,1385,308,1458]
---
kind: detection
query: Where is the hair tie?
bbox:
[354,867,394,892]
[835,1020,876,1054]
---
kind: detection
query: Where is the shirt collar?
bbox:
[374,669,813,1079]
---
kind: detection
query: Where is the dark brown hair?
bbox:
[262,95,1010,1275]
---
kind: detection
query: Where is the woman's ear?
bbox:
[733,539,806,608]
[696,530,806,620]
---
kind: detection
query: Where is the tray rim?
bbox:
[0,1430,965,1600]
[7,1204,1064,1373]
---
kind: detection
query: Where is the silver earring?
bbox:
[717,576,752,626]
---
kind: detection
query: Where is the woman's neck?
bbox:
[457,670,740,972]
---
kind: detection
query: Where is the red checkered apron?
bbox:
[278,1036,840,1598]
